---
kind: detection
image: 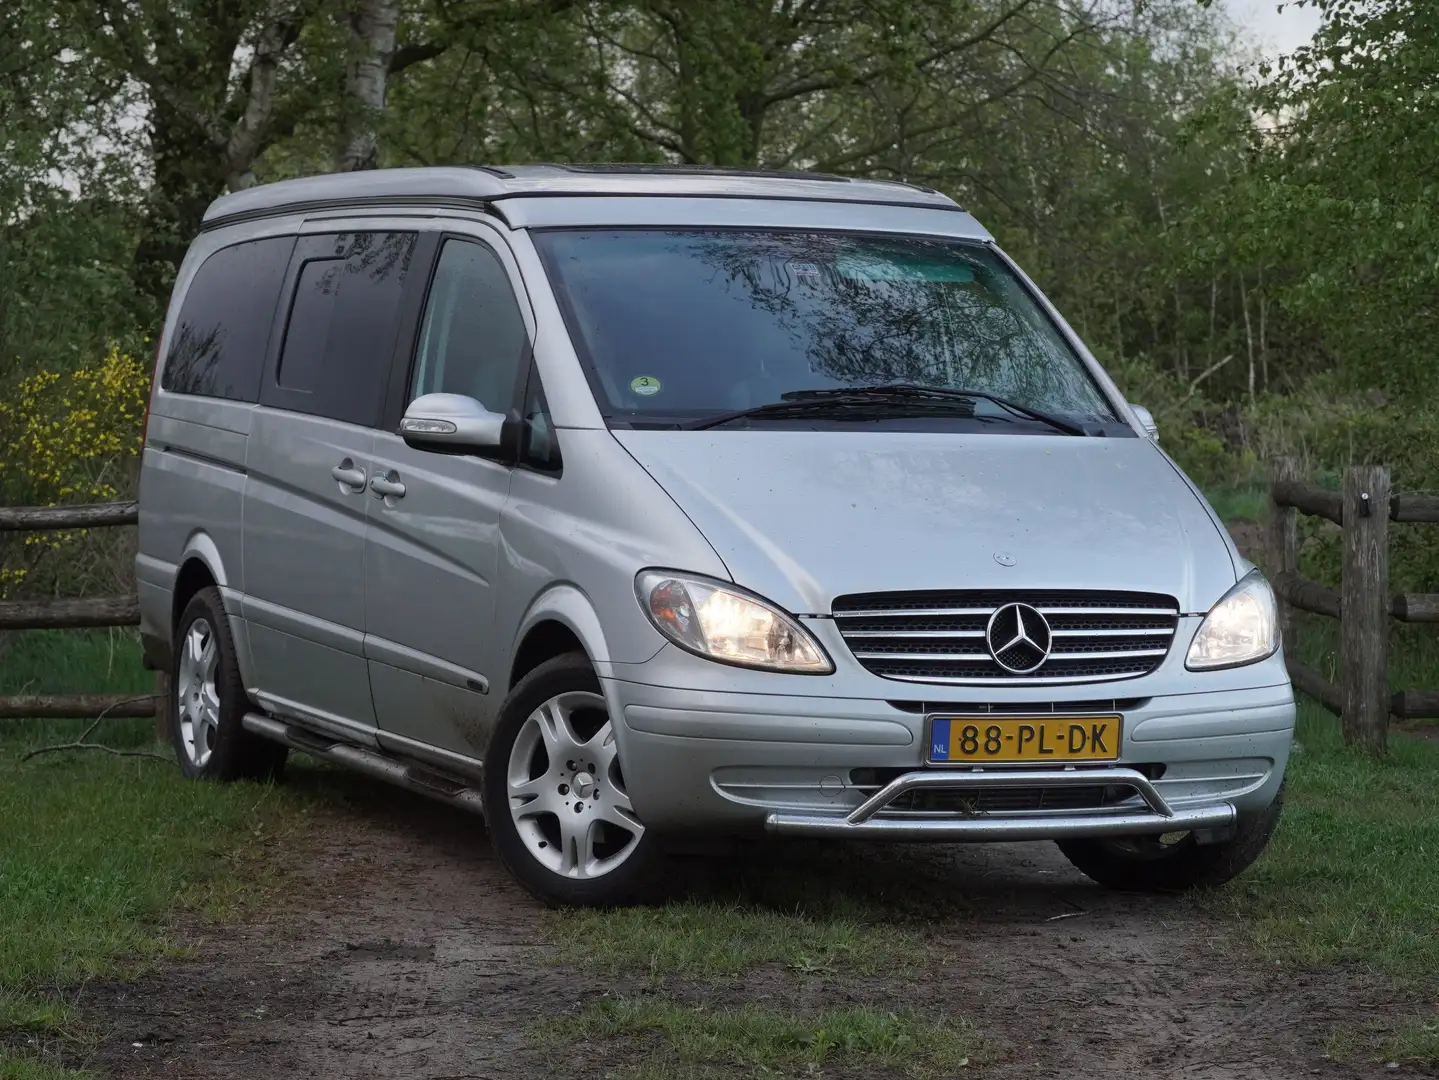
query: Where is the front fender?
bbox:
[514,583,632,673]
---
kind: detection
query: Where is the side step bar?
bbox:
[242,713,486,818]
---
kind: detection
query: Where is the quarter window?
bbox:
[411,239,528,416]
[521,372,561,472]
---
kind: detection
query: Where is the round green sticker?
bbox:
[630,375,662,397]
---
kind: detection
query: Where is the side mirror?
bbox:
[399,393,505,451]
[1129,403,1159,442]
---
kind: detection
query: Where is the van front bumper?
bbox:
[603,674,1294,839]
[764,766,1235,840]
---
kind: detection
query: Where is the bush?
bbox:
[1107,358,1439,593]
[0,345,149,599]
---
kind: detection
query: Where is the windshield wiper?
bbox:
[681,391,977,431]
[777,384,1089,436]
[683,383,1089,434]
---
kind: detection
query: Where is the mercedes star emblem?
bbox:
[986,602,1052,673]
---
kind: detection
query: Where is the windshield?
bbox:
[532,229,1119,428]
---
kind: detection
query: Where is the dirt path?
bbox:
[71,766,1429,1080]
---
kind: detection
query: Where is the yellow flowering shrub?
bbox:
[0,345,151,598]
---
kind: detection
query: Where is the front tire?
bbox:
[482,652,660,907]
[1056,784,1284,892]
[170,587,287,782]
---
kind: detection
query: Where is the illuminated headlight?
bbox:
[1185,570,1280,670]
[635,570,834,674]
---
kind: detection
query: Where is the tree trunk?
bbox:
[134,97,230,309]
[336,0,400,172]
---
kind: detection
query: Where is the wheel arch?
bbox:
[509,584,611,692]
[171,531,230,628]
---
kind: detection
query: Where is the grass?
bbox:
[539,998,984,1078]
[1207,701,1439,980]
[1384,1017,1439,1066]
[0,630,313,1077]
[550,902,929,980]
[0,1054,88,1080]
[1324,1016,1439,1067]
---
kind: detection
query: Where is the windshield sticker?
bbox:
[630,375,663,397]
[789,261,821,279]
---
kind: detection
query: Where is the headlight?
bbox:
[1185,570,1280,670]
[635,570,834,674]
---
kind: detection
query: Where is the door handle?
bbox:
[369,470,406,500]
[331,459,367,491]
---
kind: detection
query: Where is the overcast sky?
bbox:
[1222,0,1323,55]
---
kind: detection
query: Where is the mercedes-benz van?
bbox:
[136,165,1293,906]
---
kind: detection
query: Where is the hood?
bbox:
[613,430,1238,616]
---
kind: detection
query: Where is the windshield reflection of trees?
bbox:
[674,232,1111,418]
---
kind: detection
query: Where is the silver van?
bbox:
[136,165,1294,906]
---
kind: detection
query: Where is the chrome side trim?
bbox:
[364,634,490,695]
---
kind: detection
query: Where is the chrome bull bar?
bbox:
[764,767,1236,841]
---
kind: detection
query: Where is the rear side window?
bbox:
[266,231,418,426]
[161,236,295,401]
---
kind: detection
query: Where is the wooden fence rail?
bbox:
[0,501,164,727]
[1269,457,1439,754]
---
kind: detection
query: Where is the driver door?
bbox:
[362,231,532,771]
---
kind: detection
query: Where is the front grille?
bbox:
[833,590,1179,685]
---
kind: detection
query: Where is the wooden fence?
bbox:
[0,501,166,729]
[1269,457,1439,753]
[4,479,1436,755]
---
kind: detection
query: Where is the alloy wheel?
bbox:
[505,690,644,879]
[176,618,220,768]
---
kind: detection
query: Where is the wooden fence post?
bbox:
[1341,464,1390,753]
[1268,457,1300,656]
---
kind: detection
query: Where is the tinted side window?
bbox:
[162,235,295,401]
[410,239,528,415]
[268,231,417,426]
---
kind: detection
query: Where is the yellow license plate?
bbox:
[927,716,1121,764]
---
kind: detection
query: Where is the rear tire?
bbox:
[1056,784,1283,892]
[170,587,287,782]
[482,652,661,907]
